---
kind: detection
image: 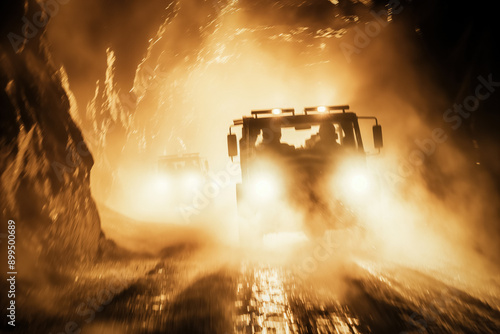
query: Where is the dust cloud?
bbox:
[46,0,500,285]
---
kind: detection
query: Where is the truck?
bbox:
[157,153,209,203]
[227,105,383,241]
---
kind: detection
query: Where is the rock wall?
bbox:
[0,1,103,270]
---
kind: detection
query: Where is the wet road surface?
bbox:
[69,240,500,334]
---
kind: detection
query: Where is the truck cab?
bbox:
[157,153,209,202]
[227,105,383,239]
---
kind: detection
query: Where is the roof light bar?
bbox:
[251,108,295,118]
[304,105,350,115]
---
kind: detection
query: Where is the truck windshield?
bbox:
[253,121,359,151]
[159,158,204,173]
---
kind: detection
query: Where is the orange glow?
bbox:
[69,0,499,290]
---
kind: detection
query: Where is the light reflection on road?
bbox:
[235,264,363,334]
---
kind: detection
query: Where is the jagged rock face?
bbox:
[0,1,103,268]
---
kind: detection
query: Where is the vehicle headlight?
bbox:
[332,162,374,202]
[152,174,171,195]
[182,172,204,190]
[348,172,371,195]
[247,161,283,202]
[251,173,281,200]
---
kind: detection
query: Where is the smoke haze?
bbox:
[45,0,500,278]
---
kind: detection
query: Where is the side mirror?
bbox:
[227,134,238,157]
[373,125,383,149]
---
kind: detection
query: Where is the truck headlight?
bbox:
[247,161,283,202]
[332,162,374,201]
[152,174,171,196]
[349,172,371,195]
[251,173,281,200]
[182,172,204,190]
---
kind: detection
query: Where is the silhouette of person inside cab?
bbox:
[308,122,342,153]
[258,125,294,155]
